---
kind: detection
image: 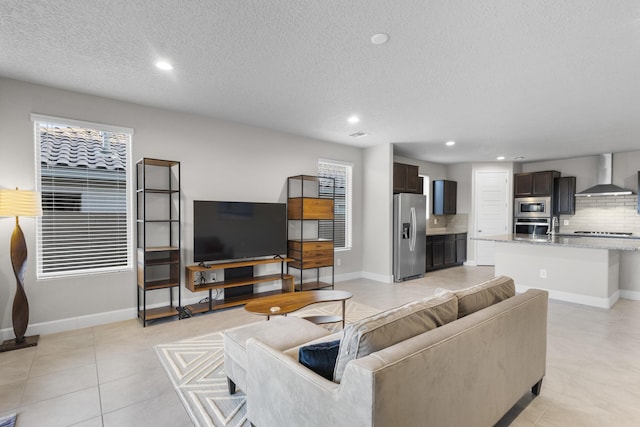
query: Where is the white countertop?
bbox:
[473,233,640,251]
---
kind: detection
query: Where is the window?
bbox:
[420,174,430,219]
[318,159,352,250]
[33,114,133,278]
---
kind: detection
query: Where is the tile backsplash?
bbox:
[559,195,640,235]
[427,213,468,234]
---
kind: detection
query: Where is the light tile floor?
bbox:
[1,265,639,426]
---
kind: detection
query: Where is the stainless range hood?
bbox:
[575,154,634,197]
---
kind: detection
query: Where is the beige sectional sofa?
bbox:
[231,276,548,427]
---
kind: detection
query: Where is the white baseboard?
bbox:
[620,289,640,301]
[335,271,364,282]
[0,297,214,341]
[1,270,397,340]
[516,284,619,309]
[1,306,136,341]
[360,271,392,283]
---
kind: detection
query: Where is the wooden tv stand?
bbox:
[184,258,294,315]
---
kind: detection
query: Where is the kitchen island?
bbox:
[474,234,640,308]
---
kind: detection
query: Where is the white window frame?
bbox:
[318,158,353,251]
[420,174,430,219]
[32,114,134,279]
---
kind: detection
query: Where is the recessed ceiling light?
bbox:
[350,132,367,138]
[155,60,173,71]
[512,156,525,161]
[348,116,360,124]
[445,140,455,146]
[497,156,505,160]
[371,33,390,45]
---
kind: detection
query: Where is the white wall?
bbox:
[362,143,393,282]
[522,152,639,194]
[0,77,365,334]
[522,156,599,192]
[613,150,640,193]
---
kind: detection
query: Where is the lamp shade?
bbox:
[0,188,43,217]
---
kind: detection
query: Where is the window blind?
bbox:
[34,116,132,278]
[318,160,352,250]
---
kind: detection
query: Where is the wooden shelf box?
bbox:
[287,175,335,291]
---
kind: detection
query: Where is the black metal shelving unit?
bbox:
[286,175,335,291]
[136,158,181,326]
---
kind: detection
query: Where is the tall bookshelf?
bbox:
[287,175,335,291]
[136,158,181,326]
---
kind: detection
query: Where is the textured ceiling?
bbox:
[2,0,640,164]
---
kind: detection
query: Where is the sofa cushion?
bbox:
[333,293,458,383]
[298,340,341,380]
[224,317,331,371]
[453,275,515,318]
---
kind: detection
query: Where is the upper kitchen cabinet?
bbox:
[514,171,560,197]
[433,180,457,215]
[554,176,576,215]
[393,162,420,193]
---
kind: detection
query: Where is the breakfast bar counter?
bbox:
[477,233,640,251]
[474,234,640,308]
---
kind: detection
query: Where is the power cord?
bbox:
[176,306,192,319]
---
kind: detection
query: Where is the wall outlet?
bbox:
[539,269,547,279]
[336,258,341,266]
[434,218,438,225]
[210,272,216,282]
[563,219,569,226]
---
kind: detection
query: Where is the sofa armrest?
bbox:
[246,337,374,427]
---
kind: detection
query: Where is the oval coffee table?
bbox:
[244,290,353,328]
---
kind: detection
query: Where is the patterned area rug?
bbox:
[0,413,16,427]
[156,301,379,427]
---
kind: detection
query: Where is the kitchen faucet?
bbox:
[548,216,558,236]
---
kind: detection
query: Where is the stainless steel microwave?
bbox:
[514,197,551,218]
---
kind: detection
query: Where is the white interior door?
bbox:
[475,170,509,266]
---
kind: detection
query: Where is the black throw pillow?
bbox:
[298,340,341,381]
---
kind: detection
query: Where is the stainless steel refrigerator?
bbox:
[393,193,427,282]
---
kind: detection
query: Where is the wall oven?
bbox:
[514,197,552,219]
[514,218,550,236]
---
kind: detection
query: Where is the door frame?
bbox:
[472,168,511,266]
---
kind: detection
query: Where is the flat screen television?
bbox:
[193,200,287,263]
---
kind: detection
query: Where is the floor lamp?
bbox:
[0,188,42,352]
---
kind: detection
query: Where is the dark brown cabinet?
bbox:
[430,235,445,269]
[514,173,533,196]
[554,176,576,215]
[433,180,457,215]
[456,234,467,263]
[426,233,466,272]
[514,171,560,197]
[393,162,420,194]
[444,235,456,264]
